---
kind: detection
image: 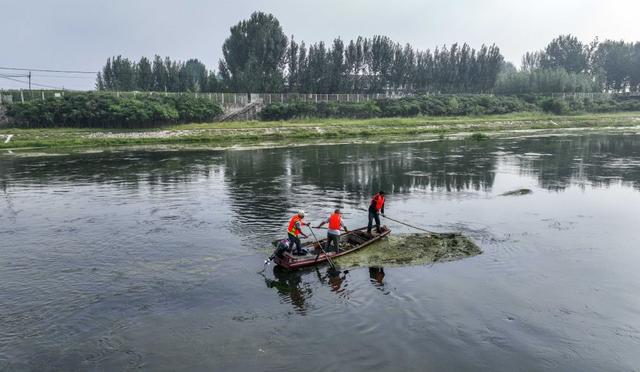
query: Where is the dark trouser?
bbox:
[367,209,381,234]
[273,239,289,259]
[288,233,302,252]
[325,232,340,253]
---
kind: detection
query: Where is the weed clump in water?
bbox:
[500,188,533,196]
[469,132,489,141]
[335,233,482,268]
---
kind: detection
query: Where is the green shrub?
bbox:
[336,101,380,118]
[5,93,222,128]
[615,96,640,111]
[162,94,223,122]
[262,95,537,120]
[540,98,570,115]
[259,94,640,121]
[261,100,381,120]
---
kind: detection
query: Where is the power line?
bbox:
[0,66,98,74]
[31,74,96,79]
[0,74,28,78]
[0,74,28,84]
[0,74,64,90]
[31,81,65,89]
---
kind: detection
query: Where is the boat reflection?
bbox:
[262,265,353,313]
[315,267,349,293]
[263,266,312,314]
[368,267,385,290]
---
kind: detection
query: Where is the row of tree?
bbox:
[217,12,503,93]
[96,12,640,94]
[495,67,599,94]
[98,12,503,94]
[280,37,503,93]
[514,35,640,93]
[96,56,220,92]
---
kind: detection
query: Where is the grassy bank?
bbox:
[1,111,640,150]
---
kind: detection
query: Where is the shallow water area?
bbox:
[2,131,640,371]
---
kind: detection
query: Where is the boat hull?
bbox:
[272,226,390,270]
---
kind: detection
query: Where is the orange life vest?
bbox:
[288,215,303,236]
[371,193,385,211]
[328,213,342,230]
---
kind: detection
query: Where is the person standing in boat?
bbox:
[316,208,349,253]
[367,191,385,235]
[288,210,310,255]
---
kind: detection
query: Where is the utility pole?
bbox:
[28,71,32,91]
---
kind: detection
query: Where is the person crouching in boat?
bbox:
[316,208,348,253]
[288,210,310,255]
[367,191,385,235]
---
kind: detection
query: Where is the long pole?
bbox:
[28,71,31,91]
[308,226,336,270]
[381,215,434,236]
[358,207,436,236]
[380,214,459,238]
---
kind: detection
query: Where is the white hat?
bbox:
[297,209,306,216]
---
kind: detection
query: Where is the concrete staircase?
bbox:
[219,101,264,122]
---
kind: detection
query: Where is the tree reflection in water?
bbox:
[4,134,640,235]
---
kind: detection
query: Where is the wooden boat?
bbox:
[272,226,390,270]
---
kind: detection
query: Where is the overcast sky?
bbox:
[1,0,639,90]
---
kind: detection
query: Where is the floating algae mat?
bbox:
[335,233,482,268]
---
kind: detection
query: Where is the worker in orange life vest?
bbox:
[316,208,348,253]
[288,210,310,255]
[367,191,385,235]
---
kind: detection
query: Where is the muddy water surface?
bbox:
[1,132,640,371]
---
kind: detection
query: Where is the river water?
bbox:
[1,132,640,371]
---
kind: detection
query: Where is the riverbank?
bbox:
[1,111,640,150]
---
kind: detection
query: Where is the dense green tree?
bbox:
[206,71,220,92]
[368,36,395,92]
[96,72,105,90]
[287,36,300,92]
[97,56,136,91]
[218,11,288,92]
[521,51,542,72]
[164,57,181,92]
[114,56,136,91]
[344,40,358,92]
[137,57,153,91]
[541,35,589,73]
[495,68,598,94]
[631,42,640,92]
[306,42,328,93]
[328,38,346,93]
[391,44,414,92]
[180,59,208,92]
[296,42,309,92]
[592,40,634,92]
[152,55,168,91]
